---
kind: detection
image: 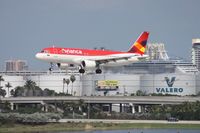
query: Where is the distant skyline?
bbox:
[0,0,200,70]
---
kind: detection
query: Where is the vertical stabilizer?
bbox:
[128,31,149,55]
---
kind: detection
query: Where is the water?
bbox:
[44,129,200,133]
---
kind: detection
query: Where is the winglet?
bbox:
[128,31,149,55]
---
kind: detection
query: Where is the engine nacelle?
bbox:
[81,60,96,69]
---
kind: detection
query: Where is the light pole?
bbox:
[87,100,90,119]
[63,78,66,94]
[123,85,126,96]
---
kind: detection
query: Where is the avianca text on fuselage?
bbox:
[35,31,150,74]
[61,49,83,55]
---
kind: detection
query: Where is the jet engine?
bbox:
[81,60,97,69]
[57,63,74,70]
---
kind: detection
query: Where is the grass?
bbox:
[0,122,200,133]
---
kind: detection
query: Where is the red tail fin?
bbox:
[128,31,149,55]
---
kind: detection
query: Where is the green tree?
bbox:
[149,102,200,120]
[0,75,4,87]
[34,86,43,96]
[70,75,76,95]
[0,75,5,97]
[24,80,38,96]
[63,78,70,94]
[43,88,55,96]
[136,90,145,96]
[77,99,87,114]
[1,101,11,111]
[12,81,42,97]
[65,79,70,94]
[12,86,25,97]
[5,82,12,97]
[0,86,6,97]
[10,89,15,97]
[194,101,200,120]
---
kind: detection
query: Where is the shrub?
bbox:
[0,113,63,125]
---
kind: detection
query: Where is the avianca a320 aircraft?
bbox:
[35,31,149,74]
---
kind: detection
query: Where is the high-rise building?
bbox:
[145,43,169,60]
[192,39,200,71]
[5,60,28,71]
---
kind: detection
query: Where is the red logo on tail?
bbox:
[128,31,149,55]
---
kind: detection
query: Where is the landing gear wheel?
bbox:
[96,69,102,74]
[49,68,53,71]
[49,62,53,72]
[79,69,85,74]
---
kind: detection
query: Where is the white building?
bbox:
[192,39,200,71]
[5,60,28,71]
[146,43,169,60]
[0,60,199,97]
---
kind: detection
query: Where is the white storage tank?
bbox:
[82,74,140,96]
[196,74,200,95]
[140,74,196,96]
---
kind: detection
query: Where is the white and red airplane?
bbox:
[35,31,149,74]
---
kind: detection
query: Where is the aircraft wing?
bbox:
[95,57,130,64]
[91,54,148,65]
[87,54,138,64]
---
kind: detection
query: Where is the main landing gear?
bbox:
[96,68,102,74]
[48,63,103,74]
[78,68,102,74]
[79,68,85,74]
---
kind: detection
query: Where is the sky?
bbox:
[0,0,200,70]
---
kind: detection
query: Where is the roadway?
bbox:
[1,96,200,105]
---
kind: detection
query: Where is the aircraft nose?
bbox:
[35,53,42,59]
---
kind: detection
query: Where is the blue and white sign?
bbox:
[140,74,196,96]
[155,76,184,94]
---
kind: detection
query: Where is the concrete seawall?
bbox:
[58,119,200,124]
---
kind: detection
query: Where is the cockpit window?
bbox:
[41,50,49,53]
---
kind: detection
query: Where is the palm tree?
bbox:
[70,75,76,95]
[24,80,37,96]
[0,86,6,97]
[65,79,70,94]
[25,80,37,88]
[10,89,15,97]
[0,75,4,88]
[5,82,12,97]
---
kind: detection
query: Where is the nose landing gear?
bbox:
[49,62,53,72]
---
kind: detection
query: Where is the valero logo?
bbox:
[165,77,176,87]
[155,76,183,93]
